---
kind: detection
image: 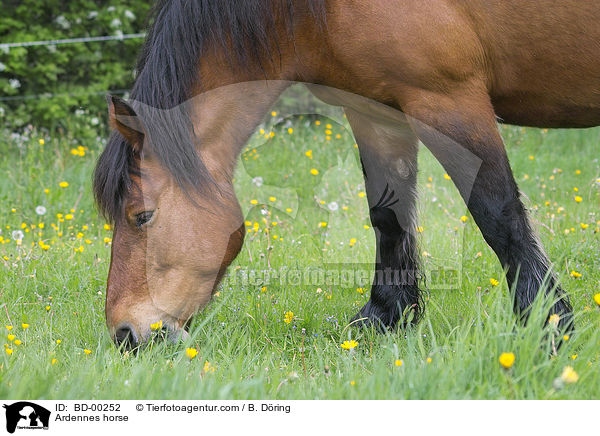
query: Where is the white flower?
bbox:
[107,6,116,12]
[114,30,124,39]
[124,10,136,20]
[9,79,21,89]
[252,176,263,187]
[88,11,98,19]
[328,201,339,211]
[11,230,24,241]
[0,107,5,117]
[55,15,70,29]
[0,62,6,72]
[260,208,268,216]
[75,109,85,117]
[91,117,100,126]
[47,45,56,53]
[110,18,122,28]
[595,178,600,186]
[35,206,47,215]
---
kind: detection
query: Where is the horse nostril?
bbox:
[114,324,138,350]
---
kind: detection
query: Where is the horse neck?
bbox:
[188,80,291,183]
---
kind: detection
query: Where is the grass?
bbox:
[0,112,599,399]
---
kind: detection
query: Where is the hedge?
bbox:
[0,0,151,129]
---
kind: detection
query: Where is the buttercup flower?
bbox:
[561,366,579,384]
[284,311,294,324]
[150,320,163,331]
[499,352,515,369]
[341,340,358,350]
[548,314,560,327]
[186,348,198,359]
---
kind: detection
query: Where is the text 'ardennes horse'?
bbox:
[94,0,597,348]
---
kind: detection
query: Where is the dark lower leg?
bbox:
[346,109,423,328]
[406,92,573,331]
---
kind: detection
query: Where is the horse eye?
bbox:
[135,211,154,228]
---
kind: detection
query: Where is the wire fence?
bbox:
[0,33,146,102]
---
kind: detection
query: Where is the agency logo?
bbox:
[2,402,50,433]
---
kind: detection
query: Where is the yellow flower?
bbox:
[261,286,267,293]
[150,320,163,331]
[51,358,57,365]
[269,196,276,202]
[5,325,13,331]
[349,238,357,247]
[319,222,327,228]
[59,181,69,188]
[563,335,570,341]
[570,270,582,278]
[287,128,293,135]
[357,191,366,198]
[5,348,13,355]
[581,223,589,230]
[283,311,294,324]
[443,173,451,180]
[341,340,358,350]
[394,359,403,367]
[593,293,600,306]
[186,348,198,359]
[560,366,579,384]
[203,361,216,373]
[7,334,15,341]
[39,139,45,145]
[460,216,469,223]
[285,208,293,213]
[305,149,313,159]
[14,340,21,346]
[363,225,370,229]
[350,380,356,386]
[499,352,515,369]
[356,287,365,295]
[56,339,62,344]
[489,278,500,287]
[310,168,319,176]
[83,349,92,355]
[21,323,29,329]
[250,199,258,205]
[103,224,111,230]
[548,313,560,327]
[271,111,277,117]
[103,237,112,244]
[574,196,583,203]
[426,357,432,364]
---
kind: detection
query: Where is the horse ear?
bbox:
[107,95,144,151]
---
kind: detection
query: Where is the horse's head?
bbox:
[98,96,245,349]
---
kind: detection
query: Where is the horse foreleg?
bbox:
[404,84,573,332]
[345,108,423,329]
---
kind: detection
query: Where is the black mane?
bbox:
[93,0,326,222]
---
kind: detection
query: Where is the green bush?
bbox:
[0,0,151,130]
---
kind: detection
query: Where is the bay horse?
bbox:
[93,0,598,348]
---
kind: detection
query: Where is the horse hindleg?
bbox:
[345,109,423,328]
[404,87,573,330]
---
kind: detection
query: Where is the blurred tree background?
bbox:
[0,1,151,130]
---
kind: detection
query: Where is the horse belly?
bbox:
[492,94,600,129]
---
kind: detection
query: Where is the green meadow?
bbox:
[1,110,599,399]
